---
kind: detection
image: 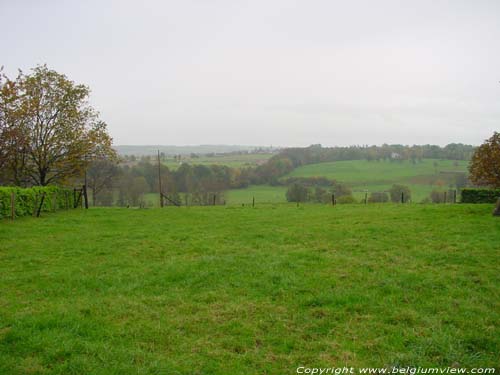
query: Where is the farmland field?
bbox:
[285,159,469,202]
[226,185,287,205]
[142,185,286,207]
[0,204,498,373]
[224,159,469,205]
[162,153,274,170]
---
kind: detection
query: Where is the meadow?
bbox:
[226,185,287,205]
[286,159,468,202]
[0,204,498,374]
[162,153,274,170]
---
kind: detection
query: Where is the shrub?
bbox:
[332,182,352,198]
[313,186,329,203]
[337,195,357,204]
[430,190,446,203]
[368,192,389,203]
[461,188,500,203]
[389,184,411,203]
[286,183,309,203]
[0,186,76,219]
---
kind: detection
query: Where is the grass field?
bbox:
[143,185,287,207]
[162,153,274,170]
[285,159,469,202]
[1,205,498,373]
[226,185,287,205]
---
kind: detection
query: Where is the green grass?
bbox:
[285,159,469,202]
[162,153,274,170]
[143,185,285,207]
[226,185,287,205]
[0,204,499,373]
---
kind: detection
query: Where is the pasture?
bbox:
[226,185,287,205]
[0,204,498,373]
[286,159,468,202]
[162,152,274,170]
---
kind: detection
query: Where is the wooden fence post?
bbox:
[10,191,15,220]
[332,194,335,206]
[453,190,457,203]
[252,196,255,208]
[213,194,216,206]
[444,191,447,204]
[401,192,404,204]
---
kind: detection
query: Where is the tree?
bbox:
[469,132,500,188]
[0,65,115,186]
[0,69,29,185]
[87,159,120,206]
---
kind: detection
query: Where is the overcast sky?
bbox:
[1,0,499,147]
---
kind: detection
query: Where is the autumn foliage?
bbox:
[469,132,500,189]
[0,65,115,186]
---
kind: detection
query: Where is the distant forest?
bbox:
[87,143,475,206]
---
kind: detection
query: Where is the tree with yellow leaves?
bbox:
[0,65,115,186]
[469,132,500,189]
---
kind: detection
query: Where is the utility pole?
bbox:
[158,150,164,208]
[83,154,89,209]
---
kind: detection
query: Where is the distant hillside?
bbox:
[114,145,274,156]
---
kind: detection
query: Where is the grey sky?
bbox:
[1,0,499,146]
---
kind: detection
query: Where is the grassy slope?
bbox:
[286,159,469,202]
[227,159,468,204]
[162,153,274,170]
[0,205,499,373]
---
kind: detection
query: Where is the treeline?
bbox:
[88,160,240,206]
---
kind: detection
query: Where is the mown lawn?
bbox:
[0,204,498,374]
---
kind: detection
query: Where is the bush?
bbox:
[461,188,500,203]
[389,184,411,203]
[337,195,357,204]
[313,186,329,203]
[332,182,352,198]
[0,186,76,219]
[286,183,309,202]
[368,192,389,203]
[430,190,446,203]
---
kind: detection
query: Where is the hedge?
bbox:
[0,186,77,219]
[461,188,500,203]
